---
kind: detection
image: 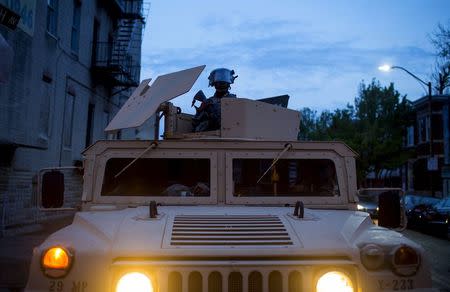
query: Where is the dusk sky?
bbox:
[140,0,450,114]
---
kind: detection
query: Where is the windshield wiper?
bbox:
[114,141,158,178]
[256,143,292,184]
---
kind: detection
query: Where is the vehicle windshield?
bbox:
[101,158,210,196]
[232,158,339,197]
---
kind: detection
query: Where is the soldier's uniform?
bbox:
[192,68,237,132]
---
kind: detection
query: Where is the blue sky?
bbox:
[140,0,450,113]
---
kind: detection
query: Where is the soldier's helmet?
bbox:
[208,68,237,87]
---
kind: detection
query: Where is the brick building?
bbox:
[0,0,148,235]
[404,94,450,197]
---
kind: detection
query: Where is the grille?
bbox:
[171,215,293,246]
[166,270,302,292]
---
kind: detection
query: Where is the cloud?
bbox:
[140,10,437,112]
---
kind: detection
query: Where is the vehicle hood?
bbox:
[43,206,411,259]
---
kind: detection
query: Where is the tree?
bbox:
[430,21,450,94]
[328,105,357,149]
[354,80,413,181]
[298,80,413,185]
[298,108,318,141]
[431,22,450,60]
[298,108,333,141]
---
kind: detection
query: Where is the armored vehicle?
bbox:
[26,66,433,291]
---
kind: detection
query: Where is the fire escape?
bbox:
[92,0,149,92]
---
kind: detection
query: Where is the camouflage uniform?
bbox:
[192,92,236,132]
[192,68,237,132]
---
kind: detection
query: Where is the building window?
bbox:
[432,115,443,140]
[91,19,100,65]
[46,0,58,35]
[418,116,429,143]
[85,103,95,148]
[406,126,414,147]
[103,111,110,139]
[71,0,81,53]
[39,91,51,140]
[63,93,75,148]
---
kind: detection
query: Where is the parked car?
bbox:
[406,195,449,238]
[434,197,450,214]
[403,194,440,214]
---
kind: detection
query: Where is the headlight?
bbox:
[41,246,73,278]
[316,271,354,292]
[360,243,385,270]
[357,204,365,211]
[391,245,420,276]
[116,272,154,292]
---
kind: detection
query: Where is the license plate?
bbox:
[378,279,414,290]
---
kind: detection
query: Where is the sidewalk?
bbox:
[0,215,74,291]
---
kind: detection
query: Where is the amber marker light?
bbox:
[392,245,420,276]
[41,247,73,278]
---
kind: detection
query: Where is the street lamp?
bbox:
[378,65,432,97]
[379,64,436,196]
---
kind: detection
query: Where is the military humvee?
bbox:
[26,66,434,291]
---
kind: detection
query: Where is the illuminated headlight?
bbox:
[116,272,154,292]
[391,245,420,276]
[357,204,365,211]
[41,246,73,278]
[360,243,385,270]
[316,271,354,292]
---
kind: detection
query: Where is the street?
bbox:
[0,218,448,291]
[402,229,450,292]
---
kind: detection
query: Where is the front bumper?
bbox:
[26,257,434,291]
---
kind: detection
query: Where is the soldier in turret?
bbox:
[192,68,237,132]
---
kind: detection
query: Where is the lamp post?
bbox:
[379,65,435,196]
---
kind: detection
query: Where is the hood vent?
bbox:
[171,215,292,246]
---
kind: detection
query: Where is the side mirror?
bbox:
[39,167,83,210]
[378,190,401,228]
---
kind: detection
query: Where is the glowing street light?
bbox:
[378,64,392,72]
[379,64,436,195]
[378,64,431,94]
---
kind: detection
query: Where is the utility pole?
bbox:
[443,94,450,197]
[379,65,437,196]
[427,81,435,196]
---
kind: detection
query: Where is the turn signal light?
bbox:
[43,247,70,269]
[41,247,73,278]
[360,244,385,270]
[392,245,420,276]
